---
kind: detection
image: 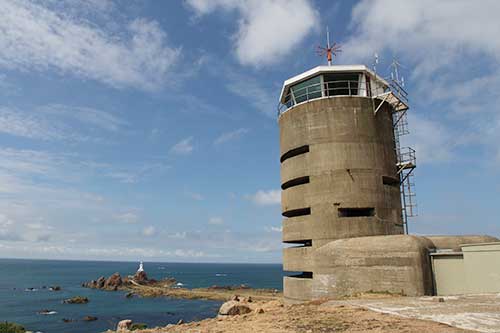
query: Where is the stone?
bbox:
[230,295,239,301]
[255,308,264,314]
[133,270,148,284]
[63,296,89,304]
[176,319,184,325]
[117,319,132,332]
[218,301,252,316]
[97,276,106,289]
[104,273,122,290]
[83,316,97,321]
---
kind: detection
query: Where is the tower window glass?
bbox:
[290,75,322,104]
[323,73,360,96]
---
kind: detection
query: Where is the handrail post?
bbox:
[348,81,351,96]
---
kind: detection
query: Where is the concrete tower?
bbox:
[278,65,411,301]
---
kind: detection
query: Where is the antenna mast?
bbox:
[316,27,341,66]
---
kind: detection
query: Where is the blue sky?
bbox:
[0,0,499,263]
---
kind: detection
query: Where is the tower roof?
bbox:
[279,65,390,104]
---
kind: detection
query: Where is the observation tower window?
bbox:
[290,75,322,104]
[323,73,360,96]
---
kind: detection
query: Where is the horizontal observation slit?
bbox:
[382,176,400,187]
[338,207,375,218]
[285,239,312,246]
[280,145,309,163]
[289,272,313,279]
[281,176,310,190]
[282,207,311,218]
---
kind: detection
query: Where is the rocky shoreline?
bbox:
[82,270,177,291]
[82,270,280,302]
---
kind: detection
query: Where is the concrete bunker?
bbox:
[277,64,499,303]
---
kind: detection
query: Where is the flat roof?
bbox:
[279,65,390,103]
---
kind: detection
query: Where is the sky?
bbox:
[0,0,499,263]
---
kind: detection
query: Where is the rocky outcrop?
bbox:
[117,319,132,332]
[133,271,148,283]
[83,316,97,321]
[104,273,123,290]
[63,296,89,304]
[83,273,123,291]
[83,271,174,291]
[218,300,252,316]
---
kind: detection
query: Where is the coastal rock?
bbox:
[49,286,61,291]
[218,300,252,316]
[104,273,123,289]
[97,276,106,288]
[63,296,89,304]
[83,316,97,321]
[38,309,57,315]
[133,270,148,283]
[117,319,132,332]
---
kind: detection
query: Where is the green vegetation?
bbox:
[0,322,26,333]
[130,323,147,330]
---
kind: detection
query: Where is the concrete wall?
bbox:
[312,235,435,298]
[430,253,465,296]
[426,235,499,251]
[279,97,403,248]
[431,242,500,296]
[279,96,404,302]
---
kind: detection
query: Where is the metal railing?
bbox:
[278,79,387,116]
[396,147,416,169]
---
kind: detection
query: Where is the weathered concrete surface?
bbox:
[279,97,404,250]
[426,235,499,251]
[324,294,500,333]
[312,235,435,298]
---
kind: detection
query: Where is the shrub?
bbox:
[130,323,147,330]
[0,322,26,333]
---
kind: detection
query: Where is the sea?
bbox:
[0,259,284,333]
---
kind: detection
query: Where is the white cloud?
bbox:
[214,128,249,145]
[0,214,14,228]
[170,137,194,155]
[0,0,180,90]
[208,217,224,225]
[142,225,156,236]
[168,231,187,239]
[343,0,500,66]
[25,222,53,230]
[225,75,275,117]
[0,107,64,140]
[265,226,282,233]
[186,0,318,67]
[106,172,138,184]
[403,115,454,164]
[0,104,127,142]
[114,212,140,224]
[184,190,204,201]
[248,189,281,206]
[39,104,127,132]
[343,0,500,166]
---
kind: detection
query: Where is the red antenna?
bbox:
[316,27,341,66]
